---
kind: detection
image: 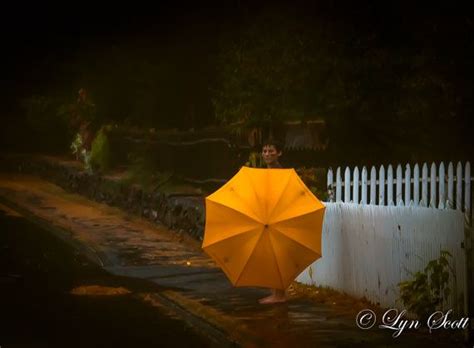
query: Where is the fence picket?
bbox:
[413,164,420,206]
[379,165,385,205]
[327,168,334,202]
[370,166,376,205]
[447,162,454,209]
[361,166,368,205]
[405,164,411,206]
[465,162,471,225]
[421,163,428,207]
[325,161,471,222]
[456,162,463,211]
[344,167,351,203]
[439,162,446,209]
[336,167,342,202]
[396,165,403,206]
[353,167,359,205]
[387,165,394,205]
[430,163,437,208]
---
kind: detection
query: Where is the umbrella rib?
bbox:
[243,169,266,219]
[206,199,262,224]
[267,173,293,222]
[203,225,262,248]
[270,207,321,225]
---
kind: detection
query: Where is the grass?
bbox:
[288,282,385,318]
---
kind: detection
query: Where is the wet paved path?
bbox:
[0,203,211,348]
[0,174,466,347]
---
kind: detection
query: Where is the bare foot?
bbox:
[258,294,287,304]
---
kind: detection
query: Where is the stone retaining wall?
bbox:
[1,154,206,240]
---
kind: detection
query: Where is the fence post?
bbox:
[457,162,463,211]
[379,165,385,206]
[463,161,472,344]
[370,166,376,205]
[353,167,359,205]
[421,163,428,207]
[439,162,446,209]
[396,164,403,206]
[387,165,394,206]
[327,168,334,202]
[336,167,342,203]
[344,167,351,203]
[413,163,420,206]
[430,162,437,208]
[361,166,368,205]
[447,162,454,209]
[405,164,411,206]
[465,162,471,225]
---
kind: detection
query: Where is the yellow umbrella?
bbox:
[202,166,325,290]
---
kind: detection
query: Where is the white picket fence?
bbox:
[297,203,466,312]
[300,160,472,311]
[327,161,472,224]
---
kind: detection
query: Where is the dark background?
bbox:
[0,1,472,168]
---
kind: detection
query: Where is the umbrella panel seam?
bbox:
[270,225,322,256]
[267,172,293,223]
[242,169,267,222]
[270,205,325,225]
[202,225,262,248]
[267,229,285,289]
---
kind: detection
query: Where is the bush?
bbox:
[398,250,454,321]
[296,167,328,201]
[122,149,174,191]
[89,127,111,173]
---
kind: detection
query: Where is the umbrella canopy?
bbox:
[202,166,325,290]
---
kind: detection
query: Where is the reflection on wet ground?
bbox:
[0,208,211,348]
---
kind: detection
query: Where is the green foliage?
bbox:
[123,154,173,191]
[296,167,328,201]
[398,250,454,320]
[245,151,264,168]
[57,96,96,126]
[211,6,472,163]
[89,127,111,173]
[212,10,322,128]
[62,39,214,131]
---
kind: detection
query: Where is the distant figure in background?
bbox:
[258,138,288,304]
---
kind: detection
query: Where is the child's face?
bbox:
[262,145,282,166]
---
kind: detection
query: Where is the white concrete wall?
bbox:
[297,202,466,312]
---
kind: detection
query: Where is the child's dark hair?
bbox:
[262,138,283,153]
